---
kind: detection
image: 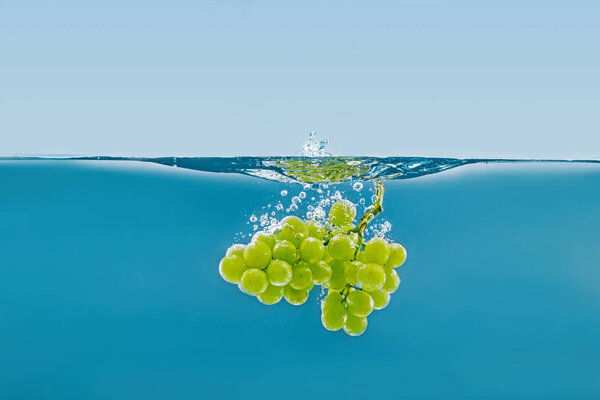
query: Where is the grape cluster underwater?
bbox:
[218,179,407,336]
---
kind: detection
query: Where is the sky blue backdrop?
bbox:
[1,0,599,158]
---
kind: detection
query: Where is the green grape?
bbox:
[343,313,368,336]
[219,255,248,284]
[281,216,309,237]
[243,240,272,269]
[306,220,325,239]
[356,250,367,263]
[239,268,269,295]
[327,234,355,261]
[252,231,276,250]
[343,261,363,286]
[328,199,357,227]
[331,223,355,236]
[357,263,386,291]
[308,260,332,284]
[346,289,374,317]
[381,267,400,293]
[385,242,407,268]
[225,244,245,258]
[363,237,390,265]
[257,284,284,305]
[283,285,310,305]
[265,259,293,286]
[325,260,348,291]
[272,240,298,265]
[289,266,313,290]
[277,216,308,247]
[368,289,390,310]
[321,294,347,331]
[299,237,325,263]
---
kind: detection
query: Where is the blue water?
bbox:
[1,160,599,399]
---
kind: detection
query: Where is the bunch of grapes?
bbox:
[218,198,406,336]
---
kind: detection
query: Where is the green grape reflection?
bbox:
[218,179,407,337]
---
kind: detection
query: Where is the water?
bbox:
[1,158,599,399]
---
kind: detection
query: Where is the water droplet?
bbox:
[353,182,363,192]
[281,190,288,196]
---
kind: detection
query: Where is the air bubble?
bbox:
[250,215,258,222]
[290,204,298,212]
[292,196,301,205]
[275,203,283,211]
[253,225,258,231]
[299,191,306,199]
[303,184,312,190]
[281,190,288,196]
[359,198,366,205]
[353,182,363,192]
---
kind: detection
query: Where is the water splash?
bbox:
[302,130,332,157]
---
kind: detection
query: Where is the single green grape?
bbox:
[281,216,309,237]
[368,289,390,310]
[346,289,374,317]
[327,234,355,261]
[277,216,308,247]
[330,223,356,236]
[363,237,390,265]
[325,260,348,291]
[328,199,357,227]
[321,295,347,331]
[343,261,363,286]
[299,237,325,263]
[257,284,284,305]
[357,263,387,291]
[356,250,367,263]
[239,268,269,295]
[243,240,272,269]
[272,240,298,265]
[385,243,407,268]
[289,266,313,290]
[381,267,400,293]
[306,220,325,240]
[343,313,368,336]
[218,255,247,284]
[308,260,332,285]
[265,259,293,286]
[252,231,276,250]
[283,285,310,305]
[225,244,245,258]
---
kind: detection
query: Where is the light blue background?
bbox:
[1,0,599,158]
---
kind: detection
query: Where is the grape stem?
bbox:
[353,178,385,242]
